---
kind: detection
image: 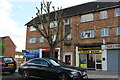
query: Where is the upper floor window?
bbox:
[40,36,44,43]
[64,18,71,25]
[40,24,44,30]
[81,30,94,39]
[29,37,36,43]
[80,13,93,22]
[64,25,72,40]
[50,21,57,28]
[114,8,120,17]
[99,11,108,19]
[52,35,56,41]
[116,27,120,35]
[101,28,109,37]
[30,26,36,31]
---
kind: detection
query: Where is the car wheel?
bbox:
[59,73,69,80]
[23,70,30,79]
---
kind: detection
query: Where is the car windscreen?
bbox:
[49,59,60,66]
[3,57,14,63]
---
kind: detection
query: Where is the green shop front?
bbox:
[76,44,102,70]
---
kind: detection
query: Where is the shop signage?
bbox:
[42,48,59,52]
[79,47,101,50]
[25,49,39,54]
[102,44,120,49]
[78,50,102,54]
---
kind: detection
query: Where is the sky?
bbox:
[0,0,118,52]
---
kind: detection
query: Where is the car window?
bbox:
[3,57,14,63]
[40,60,48,66]
[29,59,41,64]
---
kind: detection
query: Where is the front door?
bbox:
[65,55,71,65]
[95,54,102,70]
[87,54,95,69]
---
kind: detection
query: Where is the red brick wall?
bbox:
[26,7,120,65]
[4,36,16,58]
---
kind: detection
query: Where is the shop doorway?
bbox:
[95,54,102,70]
[87,54,95,69]
[65,55,71,65]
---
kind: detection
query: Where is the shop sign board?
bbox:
[102,44,120,50]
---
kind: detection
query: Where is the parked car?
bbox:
[18,58,88,80]
[0,56,17,74]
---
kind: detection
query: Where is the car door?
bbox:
[26,59,42,77]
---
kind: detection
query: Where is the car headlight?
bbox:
[70,72,80,77]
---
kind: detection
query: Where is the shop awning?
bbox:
[24,53,39,58]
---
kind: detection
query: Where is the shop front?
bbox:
[76,45,102,70]
[23,49,40,61]
[39,48,60,60]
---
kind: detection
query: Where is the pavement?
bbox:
[87,70,119,79]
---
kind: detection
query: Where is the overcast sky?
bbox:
[0,0,119,52]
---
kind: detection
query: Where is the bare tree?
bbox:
[30,0,70,58]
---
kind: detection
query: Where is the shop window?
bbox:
[29,37,36,43]
[99,11,108,19]
[114,8,120,17]
[101,28,109,37]
[30,26,36,31]
[81,30,94,39]
[116,27,120,35]
[80,13,93,22]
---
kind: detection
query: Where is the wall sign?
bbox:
[102,44,120,50]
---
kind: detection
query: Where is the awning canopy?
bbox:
[24,53,39,58]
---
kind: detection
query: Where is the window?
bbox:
[29,37,36,43]
[114,8,120,16]
[99,11,108,19]
[116,27,120,35]
[30,26,36,31]
[52,35,56,41]
[40,60,48,66]
[64,18,71,25]
[50,21,57,28]
[40,36,44,43]
[40,24,44,30]
[101,28,109,37]
[80,13,93,22]
[81,30,94,38]
[29,59,41,64]
[64,25,71,40]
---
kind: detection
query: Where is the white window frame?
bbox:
[101,28,109,37]
[64,18,71,25]
[114,8,120,17]
[99,11,108,19]
[40,36,44,43]
[30,26,36,31]
[81,30,94,38]
[29,37,36,43]
[50,21,57,28]
[52,35,56,41]
[40,24,44,30]
[80,13,93,22]
[116,27,120,35]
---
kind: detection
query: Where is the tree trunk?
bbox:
[49,47,55,58]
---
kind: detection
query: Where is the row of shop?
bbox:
[23,44,120,72]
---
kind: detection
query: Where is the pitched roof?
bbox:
[26,1,120,25]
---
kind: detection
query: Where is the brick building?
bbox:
[1,36,16,58]
[25,2,120,72]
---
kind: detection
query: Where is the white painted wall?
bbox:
[63,52,73,65]
[102,45,107,71]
